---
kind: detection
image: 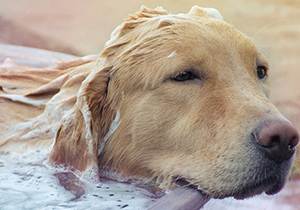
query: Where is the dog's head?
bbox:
[49,6,299,199]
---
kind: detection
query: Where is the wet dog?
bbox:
[0,6,298,199]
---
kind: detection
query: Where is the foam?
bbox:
[98,111,120,155]
[199,7,223,20]
[0,152,159,210]
[0,94,47,106]
[167,51,177,58]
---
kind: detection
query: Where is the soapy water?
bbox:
[1,151,300,210]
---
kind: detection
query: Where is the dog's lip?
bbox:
[263,176,285,195]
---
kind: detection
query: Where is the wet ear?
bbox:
[48,65,116,182]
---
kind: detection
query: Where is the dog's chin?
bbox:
[232,175,285,200]
[174,175,286,200]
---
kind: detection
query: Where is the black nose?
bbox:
[253,120,299,164]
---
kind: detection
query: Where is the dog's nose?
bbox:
[253,120,299,164]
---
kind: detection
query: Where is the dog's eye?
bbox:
[172,71,196,82]
[257,66,267,79]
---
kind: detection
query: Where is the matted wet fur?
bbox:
[0,6,299,199]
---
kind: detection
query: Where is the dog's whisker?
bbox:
[252,18,290,42]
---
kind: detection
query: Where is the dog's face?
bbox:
[50,6,299,199]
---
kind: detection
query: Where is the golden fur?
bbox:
[0,6,298,199]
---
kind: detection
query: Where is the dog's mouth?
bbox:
[174,177,199,190]
[173,174,285,200]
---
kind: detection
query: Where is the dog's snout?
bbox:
[253,120,299,164]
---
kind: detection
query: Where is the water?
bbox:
[1,151,299,210]
[0,151,160,210]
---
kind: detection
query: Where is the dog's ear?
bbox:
[48,64,116,182]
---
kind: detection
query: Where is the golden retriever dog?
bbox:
[0,6,299,200]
